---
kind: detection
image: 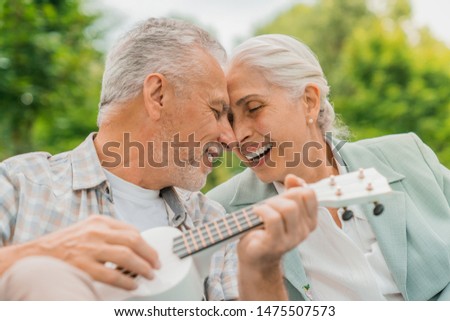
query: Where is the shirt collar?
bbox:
[324,138,367,220]
[70,133,108,191]
[325,134,348,174]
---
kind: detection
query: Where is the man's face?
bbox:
[160,51,234,191]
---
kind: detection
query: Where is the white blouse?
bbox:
[273,143,404,300]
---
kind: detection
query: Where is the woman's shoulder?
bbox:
[206,169,254,202]
[353,132,423,148]
[206,168,272,212]
[350,132,443,173]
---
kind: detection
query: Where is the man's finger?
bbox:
[96,245,155,280]
[103,230,161,269]
[88,262,139,291]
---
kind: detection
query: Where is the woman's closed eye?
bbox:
[247,101,264,113]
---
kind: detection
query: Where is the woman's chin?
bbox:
[253,170,280,184]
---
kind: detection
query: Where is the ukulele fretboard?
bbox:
[171,167,391,259]
[172,206,263,258]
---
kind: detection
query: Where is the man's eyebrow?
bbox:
[236,94,261,107]
[210,99,229,112]
[222,103,230,113]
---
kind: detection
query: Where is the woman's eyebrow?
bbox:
[236,94,262,106]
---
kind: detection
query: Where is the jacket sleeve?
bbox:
[410,133,450,208]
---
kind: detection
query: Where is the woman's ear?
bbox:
[302,84,321,118]
[142,73,167,120]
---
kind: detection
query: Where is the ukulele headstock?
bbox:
[311,168,391,209]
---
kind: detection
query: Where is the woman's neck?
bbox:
[292,138,339,184]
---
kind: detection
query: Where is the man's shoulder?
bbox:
[1,150,72,185]
[174,187,226,223]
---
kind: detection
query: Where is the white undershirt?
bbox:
[273,143,404,301]
[103,169,168,231]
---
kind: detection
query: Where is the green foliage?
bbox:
[0,0,103,159]
[256,0,374,79]
[202,152,245,193]
[254,0,450,167]
[335,18,450,165]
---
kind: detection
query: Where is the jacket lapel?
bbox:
[361,191,408,297]
[229,168,278,207]
[283,249,311,300]
[339,141,408,298]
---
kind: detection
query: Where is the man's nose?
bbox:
[218,117,238,151]
[231,116,252,147]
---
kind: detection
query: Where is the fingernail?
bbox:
[130,281,138,290]
[146,269,155,280]
[155,259,161,270]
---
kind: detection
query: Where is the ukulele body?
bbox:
[96,227,206,301]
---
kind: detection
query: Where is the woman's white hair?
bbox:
[229,34,348,139]
[97,17,226,126]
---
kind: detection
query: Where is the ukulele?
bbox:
[101,168,391,300]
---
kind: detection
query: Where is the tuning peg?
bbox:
[329,175,336,186]
[342,207,354,221]
[373,202,384,216]
[358,168,365,179]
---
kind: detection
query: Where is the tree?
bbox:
[0,0,103,159]
[255,0,450,166]
[336,19,450,164]
[255,0,374,79]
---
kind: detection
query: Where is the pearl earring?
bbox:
[308,118,314,125]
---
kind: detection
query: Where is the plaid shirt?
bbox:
[0,133,238,300]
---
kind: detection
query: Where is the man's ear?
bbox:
[302,84,321,118]
[142,73,168,120]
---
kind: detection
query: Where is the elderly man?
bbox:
[0,18,317,300]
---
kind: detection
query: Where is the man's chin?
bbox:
[178,182,205,192]
[175,175,207,192]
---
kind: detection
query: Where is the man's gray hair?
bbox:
[229,34,348,139]
[98,17,226,126]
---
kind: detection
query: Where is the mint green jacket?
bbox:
[207,133,450,300]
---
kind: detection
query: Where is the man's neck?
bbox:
[94,129,170,191]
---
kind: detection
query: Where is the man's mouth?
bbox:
[244,144,273,162]
[204,145,220,164]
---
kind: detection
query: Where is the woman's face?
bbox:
[227,62,322,183]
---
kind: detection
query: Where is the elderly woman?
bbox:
[207,34,450,301]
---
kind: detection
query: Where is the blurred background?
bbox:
[1,0,449,192]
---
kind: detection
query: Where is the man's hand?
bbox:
[237,174,318,300]
[0,215,159,290]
